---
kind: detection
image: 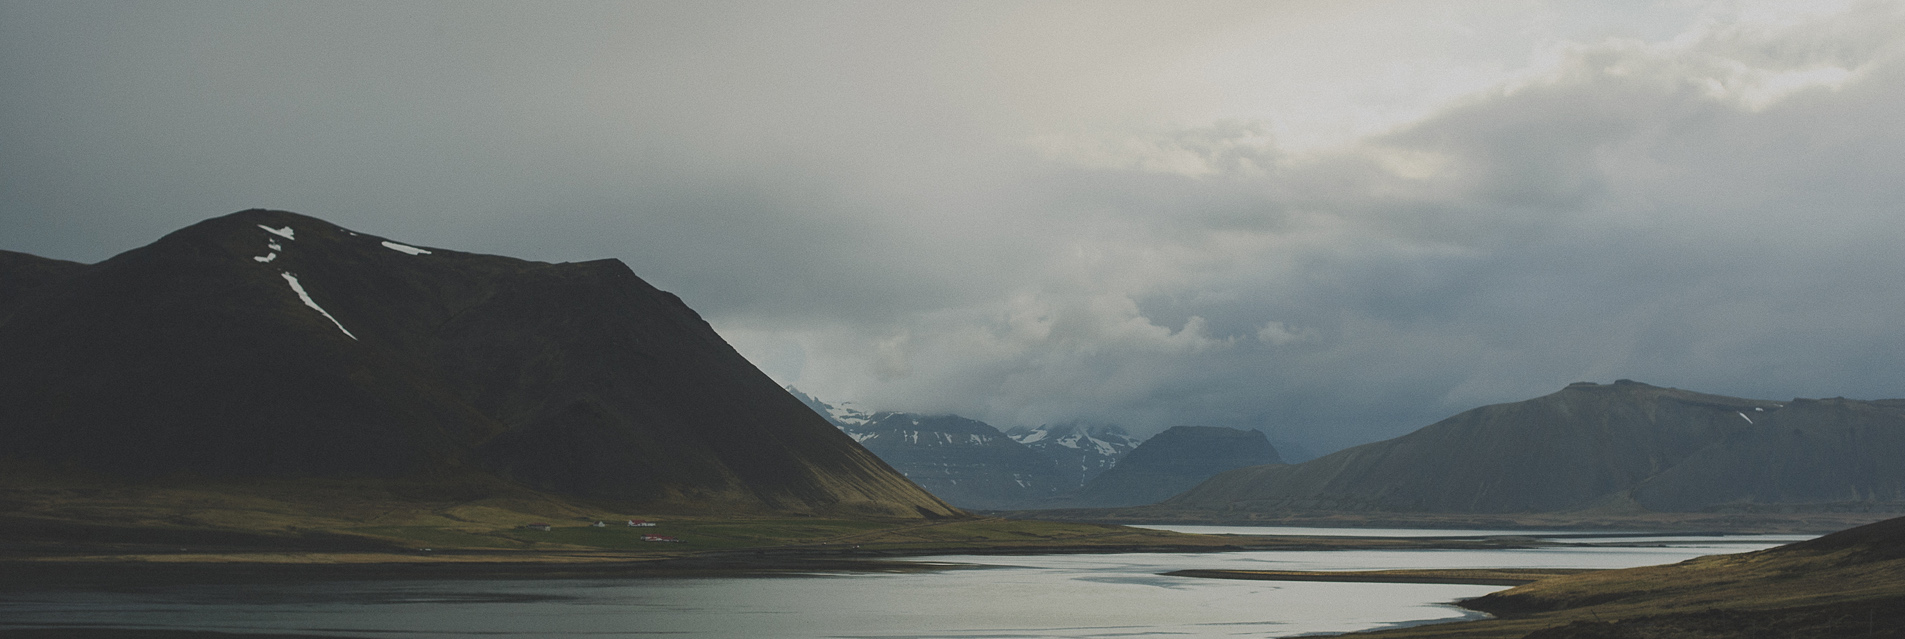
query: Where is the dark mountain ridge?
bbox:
[0,210,955,518]
[1630,395,1905,511]
[0,250,84,326]
[1167,380,1905,515]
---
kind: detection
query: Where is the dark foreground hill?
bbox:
[1164,380,1905,516]
[1343,515,1905,638]
[0,209,954,518]
[1066,426,1280,508]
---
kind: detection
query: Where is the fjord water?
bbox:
[0,531,1808,639]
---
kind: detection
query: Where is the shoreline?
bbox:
[0,534,1582,590]
[1,527,1855,639]
[1008,509,1896,534]
[1,521,1815,591]
[4,528,1793,595]
[0,544,1571,639]
[1165,567,1596,587]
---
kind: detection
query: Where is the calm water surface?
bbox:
[0,529,1809,639]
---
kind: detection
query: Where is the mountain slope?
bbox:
[1069,426,1281,508]
[1167,380,1801,514]
[0,250,85,326]
[0,209,955,518]
[1630,396,1905,510]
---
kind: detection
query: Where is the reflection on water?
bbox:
[0,530,1810,639]
[1130,525,1590,538]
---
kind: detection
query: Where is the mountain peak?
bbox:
[0,210,955,518]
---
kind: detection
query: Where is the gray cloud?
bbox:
[7,1,1905,453]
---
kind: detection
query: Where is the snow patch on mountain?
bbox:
[258,225,295,240]
[381,240,432,255]
[281,271,356,340]
[785,385,874,430]
[785,387,1074,509]
[1007,422,1144,487]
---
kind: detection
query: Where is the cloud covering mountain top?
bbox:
[5,1,1903,452]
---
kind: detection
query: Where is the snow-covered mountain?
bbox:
[785,387,1069,509]
[1004,422,1143,487]
[786,386,874,431]
[846,413,1070,509]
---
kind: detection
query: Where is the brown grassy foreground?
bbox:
[1325,516,1905,638]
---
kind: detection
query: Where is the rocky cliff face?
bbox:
[1168,380,1905,514]
[0,210,956,518]
[1068,426,1281,508]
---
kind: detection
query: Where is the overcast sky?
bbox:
[5,1,1903,452]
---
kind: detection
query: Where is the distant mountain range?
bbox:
[1004,422,1142,486]
[1067,426,1281,508]
[789,388,1292,510]
[0,210,955,518]
[1165,380,1905,515]
[787,388,1068,509]
[843,413,1071,510]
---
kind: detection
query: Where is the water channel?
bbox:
[0,528,1812,639]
